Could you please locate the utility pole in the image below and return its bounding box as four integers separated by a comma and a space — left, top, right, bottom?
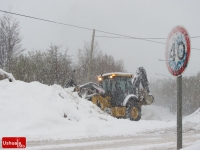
87, 29, 95, 82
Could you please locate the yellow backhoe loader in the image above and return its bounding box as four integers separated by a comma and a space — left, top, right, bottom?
66, 67, 154, 121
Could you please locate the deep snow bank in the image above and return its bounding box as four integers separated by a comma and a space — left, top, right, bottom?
0, 79, 198, 141
0, 79, 114, 140
183, 108, 200, 133
184, 108, 200, 123
182, 142, 200, 150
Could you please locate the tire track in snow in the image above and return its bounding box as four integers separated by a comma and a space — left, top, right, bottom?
26, 132, 200, 150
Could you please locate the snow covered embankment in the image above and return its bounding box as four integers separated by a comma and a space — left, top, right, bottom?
0, 79, 199, 141
0, 79, 114, 140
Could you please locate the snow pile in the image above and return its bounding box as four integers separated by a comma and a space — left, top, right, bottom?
0, 69, 15, 82
183, 108, 200, 133
184, 108, 200, 123
142, 105, 175, 121
182, 142, 200, 150
0, 79, 180, 141
0, 79, 115, 140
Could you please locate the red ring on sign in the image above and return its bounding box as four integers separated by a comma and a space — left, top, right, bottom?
165, 26, 191, 76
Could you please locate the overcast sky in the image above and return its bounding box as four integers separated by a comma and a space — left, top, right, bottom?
0, 0, 200, 80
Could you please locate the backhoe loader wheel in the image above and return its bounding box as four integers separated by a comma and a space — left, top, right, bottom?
126, 99, 141, 121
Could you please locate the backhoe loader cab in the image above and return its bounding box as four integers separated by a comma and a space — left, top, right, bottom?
98, 73, 134, 106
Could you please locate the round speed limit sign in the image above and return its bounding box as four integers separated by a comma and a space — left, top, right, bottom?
165, 26, 191, 76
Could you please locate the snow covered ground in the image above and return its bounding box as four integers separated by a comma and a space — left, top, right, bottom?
0, 79, 199, 149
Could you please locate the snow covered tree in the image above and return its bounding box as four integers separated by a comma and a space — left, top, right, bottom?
150, 73, 200, 115
0, 13, 24, 71
11, 44, 72, 87
74, 42, 125, 84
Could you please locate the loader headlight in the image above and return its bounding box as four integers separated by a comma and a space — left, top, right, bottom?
109, 74, 115, 79
98, 77, 103, 81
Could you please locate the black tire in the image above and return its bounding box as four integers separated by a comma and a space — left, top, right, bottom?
96, 100, 101, 108
126, 98, 141, 121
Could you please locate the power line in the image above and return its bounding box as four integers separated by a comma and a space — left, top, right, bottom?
95, 36, 200, 50
94, 30, 166, 44
96, 36, 200, 50
0, 10, 165, 45
96, 35, 200, 39
0, 9, 199, 48
155, 73, 172, 79
95, 36, 166, 40
191, 48, 200, 50
191, 36, 200, 38
0, 10, 93, 31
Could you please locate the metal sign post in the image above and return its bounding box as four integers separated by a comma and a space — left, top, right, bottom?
177, 75, 182, 149
165, 26, 191, 150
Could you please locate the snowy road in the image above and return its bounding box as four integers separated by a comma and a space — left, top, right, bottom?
26, 132, 200, 150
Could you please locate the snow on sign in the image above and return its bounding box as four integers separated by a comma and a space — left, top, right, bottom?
165, 26, 191, 76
